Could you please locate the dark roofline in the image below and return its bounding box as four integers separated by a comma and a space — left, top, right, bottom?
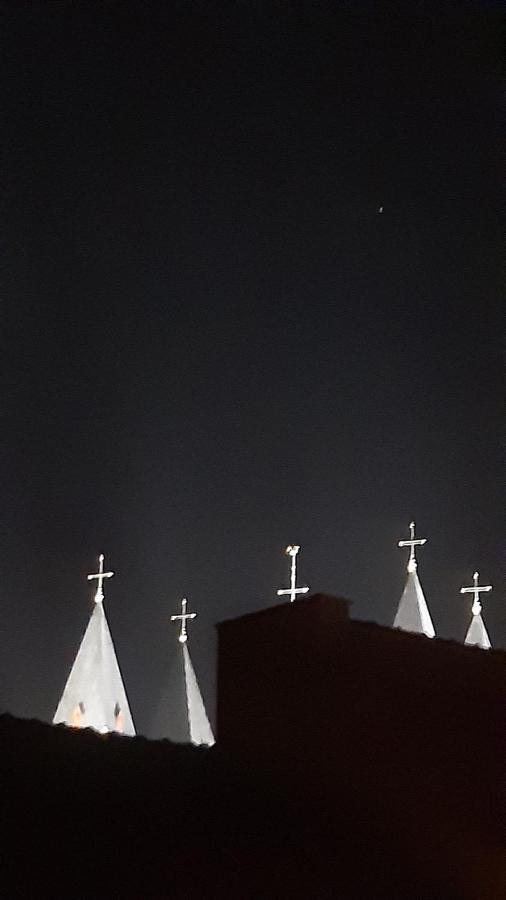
216, 593, 352, 629
351, 616, 506, 659
217, 592, 506, 662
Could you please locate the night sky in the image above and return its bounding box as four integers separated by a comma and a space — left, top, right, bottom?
1, 2, 503, 733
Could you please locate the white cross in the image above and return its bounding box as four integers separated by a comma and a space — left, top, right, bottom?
87, 553, 114, 603
398, 521, 427, 573
460, 571, 492, 617
277, 545, 309, 603
171, 597, 197, 643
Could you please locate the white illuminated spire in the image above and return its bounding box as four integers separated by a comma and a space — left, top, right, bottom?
276, 545, 309, 603
394, 522, 435, 638
461, 572, 492, 649
53, 554, 135, 736
152, 598, 214, 746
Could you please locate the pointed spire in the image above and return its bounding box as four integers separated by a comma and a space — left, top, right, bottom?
276, 545, 309, 603
152, 598, 214, 746
394, 522, 435, 638
53, 554, 135, 736
461, 572, 492, 649
182, 643, 215, 746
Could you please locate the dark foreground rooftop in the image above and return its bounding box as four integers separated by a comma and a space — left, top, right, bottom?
2, 594, 505, 899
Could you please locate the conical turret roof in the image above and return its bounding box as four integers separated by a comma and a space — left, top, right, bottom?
394, 522, 435, 638
461, 572, 493, 650
464, 612, 492, 649
182, 643, 215, 746
393, 568, 436, 638
53, 556, 135, 735
151, 599, 214, 746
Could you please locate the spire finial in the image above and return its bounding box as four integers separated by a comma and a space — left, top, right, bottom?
276, 544, 309, 603
87, 553, 114, 603
460, 571, 492, 617
171, 597, 197, 643
398, 521, 427, 573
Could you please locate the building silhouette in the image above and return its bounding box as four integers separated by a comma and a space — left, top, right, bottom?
3, 593, 504, 898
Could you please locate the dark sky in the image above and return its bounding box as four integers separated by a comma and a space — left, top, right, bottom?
1, 1, 503, 732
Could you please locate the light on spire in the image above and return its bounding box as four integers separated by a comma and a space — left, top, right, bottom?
170, 597, 197, 643
398, 521, 427, 573
277, 544, 309, 603
160, 597, 214, 746
460, 571, 492, 616
87, 553, 114, 603
53, 553, 136, 735
394, 522, 435, 638
461, 572, 493, 650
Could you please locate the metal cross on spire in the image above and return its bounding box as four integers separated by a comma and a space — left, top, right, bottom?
87, 553, 114, 603
277, 544, 309, 603
460, 571, 492, 617
171, 597, 197, 643
398, 521, 427, 573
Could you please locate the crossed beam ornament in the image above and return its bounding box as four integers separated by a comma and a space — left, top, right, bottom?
277, 544, 309, 603
171, 597, 197, 643
87, 553, 114, 603
398, 521, 426, 573
460, 571, 492, 617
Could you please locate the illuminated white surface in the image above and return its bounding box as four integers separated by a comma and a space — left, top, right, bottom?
183, 644, 215, 746
277, 544, 309, 603
394, 523, 435, 638
53, 554, 135, 736
393, 568, 435, 638
461, 572, 492, 649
